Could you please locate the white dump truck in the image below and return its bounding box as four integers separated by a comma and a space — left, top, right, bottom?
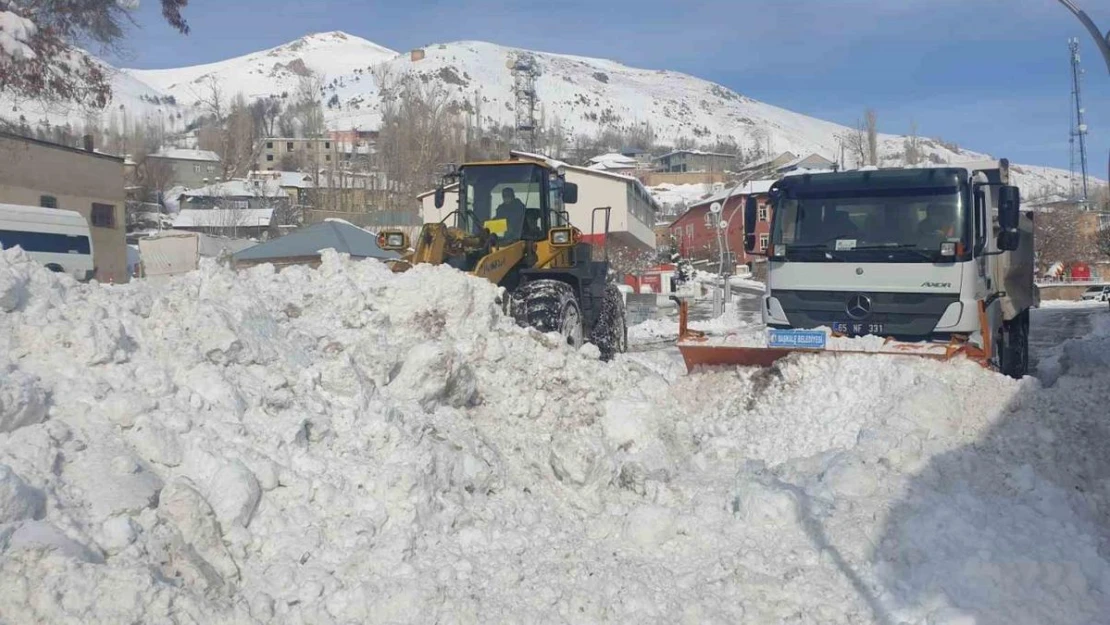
676, 160, 1035, 378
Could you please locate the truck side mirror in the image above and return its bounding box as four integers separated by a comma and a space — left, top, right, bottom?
743, 195, 758, 253
996, 185, 1020, 251
434, 186, 445, 209
562, 182, 578, 204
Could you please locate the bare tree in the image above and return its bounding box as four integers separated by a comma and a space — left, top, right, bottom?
904, 119, 922, 166
1034, 205, 1099, 273
865, 108, 879, 166
0, 0, 188, 108
372, 63, 466, 213
842, 123, 867, 169
196, 89, 262, 180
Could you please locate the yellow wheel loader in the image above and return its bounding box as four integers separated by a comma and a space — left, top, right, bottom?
377, 155, 628, 360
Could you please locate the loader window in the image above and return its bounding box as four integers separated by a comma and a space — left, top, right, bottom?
459, 164, 545, 243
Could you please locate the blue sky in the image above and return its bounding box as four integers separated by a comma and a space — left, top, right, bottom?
111, 0, 1110, 176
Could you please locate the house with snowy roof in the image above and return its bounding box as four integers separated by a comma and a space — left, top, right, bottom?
655, 150, 738, 174
172, 179, 289, 239
145, 148, 223, 188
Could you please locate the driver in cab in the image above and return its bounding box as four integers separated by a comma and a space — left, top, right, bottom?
496, 187, 526, 238
916, 203, 957, 244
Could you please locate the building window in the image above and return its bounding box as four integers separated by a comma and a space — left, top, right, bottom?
40, 195, 57, 208
266, 141, 273, 149
91, 203, 115, 228
758, 206, 769, 222
703, 211, 715, 229
193, 164, 201, 173
266, 154, 274, 162
287, 142, 294, 152
325, 154, 331, 162
686, 224, 693, 238
325, 141, 331, 149
229, 200, 249, 210
759, 233, 769, 250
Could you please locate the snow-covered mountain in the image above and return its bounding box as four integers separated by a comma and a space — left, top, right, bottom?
128, 31, 397, 106
0, 31, 1092, 197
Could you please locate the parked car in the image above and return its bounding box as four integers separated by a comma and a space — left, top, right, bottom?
1079, 285, 1110, 302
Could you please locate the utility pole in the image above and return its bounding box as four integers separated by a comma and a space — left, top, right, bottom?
1056, 1, 1110, 185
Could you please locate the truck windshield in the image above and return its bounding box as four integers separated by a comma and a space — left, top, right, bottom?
459, 164, 545, 243
771, 185, 968, 263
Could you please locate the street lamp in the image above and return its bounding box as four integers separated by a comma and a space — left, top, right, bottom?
1056, 0, 1110, 185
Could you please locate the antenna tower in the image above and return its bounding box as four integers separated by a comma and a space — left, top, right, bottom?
508, 52, 539, 152
1069, 38, 1091, 204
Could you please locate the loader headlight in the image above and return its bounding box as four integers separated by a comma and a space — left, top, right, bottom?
378, 231, 408, 250
549, 228, 575, 247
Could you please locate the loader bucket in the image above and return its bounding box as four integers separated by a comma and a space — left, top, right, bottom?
670, 297, 991, 373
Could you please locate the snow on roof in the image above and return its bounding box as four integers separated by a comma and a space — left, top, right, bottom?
587, 152, 638, 168
172, 208, 275, 228
249, 170, 315, 189
655, 149, 739, 160
181, 179, 288, 199
776, 153, 834, 171
233, 220, 398, 262
738, 151, 798, 171
688, 179, 777, 208
151, 148, 221, 163
508, 150, 570, 171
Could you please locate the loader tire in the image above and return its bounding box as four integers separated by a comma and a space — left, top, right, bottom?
998, 310, 1030, 379
589, 284, 628, 362
510, 280, 584, 349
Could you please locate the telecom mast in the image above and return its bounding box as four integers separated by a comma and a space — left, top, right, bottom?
1068, 38, 1091, 204
508, 52, 539, 152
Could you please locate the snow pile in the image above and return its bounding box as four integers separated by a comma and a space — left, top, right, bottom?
2, 246, 1110, 624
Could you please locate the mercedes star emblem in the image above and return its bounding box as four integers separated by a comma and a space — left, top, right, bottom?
845, 294, 872, 320
855, 267, 864, 276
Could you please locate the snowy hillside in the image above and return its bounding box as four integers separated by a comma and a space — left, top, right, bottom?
2, 246, 1110, 623
129, 31, 397, 110
0, 30, 1092, 196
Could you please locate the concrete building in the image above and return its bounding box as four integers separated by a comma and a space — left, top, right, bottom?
257, 137, 339, 172
0, 131, 129, 282
655, 150, 738, 174
668, 180, 776, 267
146, 148, 222, 188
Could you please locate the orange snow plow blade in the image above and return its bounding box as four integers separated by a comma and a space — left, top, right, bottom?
670, 297, 992, 372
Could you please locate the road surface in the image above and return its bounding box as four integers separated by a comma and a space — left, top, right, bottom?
1029, 303, 1107, 374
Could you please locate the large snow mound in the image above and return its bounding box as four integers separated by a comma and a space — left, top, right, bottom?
2, 246, 1109, 624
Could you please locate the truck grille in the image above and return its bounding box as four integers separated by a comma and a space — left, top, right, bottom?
774, 290, 960, 339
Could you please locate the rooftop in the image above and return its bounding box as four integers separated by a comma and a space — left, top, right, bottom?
181, 179, 288, 199
151, 148, 221, 163
173, 208, 275, 228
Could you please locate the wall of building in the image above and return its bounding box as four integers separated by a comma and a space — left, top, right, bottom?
669, 193, 772, 266
0, 133, 128, 282
148, 156, 220, 189
258, 138, 338, 171
639, 171, 728, 186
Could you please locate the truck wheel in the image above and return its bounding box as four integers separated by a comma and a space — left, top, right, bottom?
998, 311, 1030, 379
510, 280, 584, 348
589, 284, 628, 361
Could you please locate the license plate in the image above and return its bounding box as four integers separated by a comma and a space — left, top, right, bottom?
768, 329, 827, 349
832, 321, 884, 336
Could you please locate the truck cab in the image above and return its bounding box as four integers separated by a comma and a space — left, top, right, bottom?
744, 161, 1034, 377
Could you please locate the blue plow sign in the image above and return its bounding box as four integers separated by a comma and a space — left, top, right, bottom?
767, 329, 828, 349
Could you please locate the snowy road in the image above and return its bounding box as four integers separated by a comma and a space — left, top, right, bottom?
1030, 302, 1108, 374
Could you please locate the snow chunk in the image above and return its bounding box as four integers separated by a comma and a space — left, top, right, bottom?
0, 464, 44, 523
206, 461, 262, 529
0, 366, 48, 434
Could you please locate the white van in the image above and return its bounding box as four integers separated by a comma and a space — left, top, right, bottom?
0, 203, 95, 281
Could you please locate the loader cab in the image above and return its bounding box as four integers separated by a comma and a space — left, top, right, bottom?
447, 161, 576, 246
